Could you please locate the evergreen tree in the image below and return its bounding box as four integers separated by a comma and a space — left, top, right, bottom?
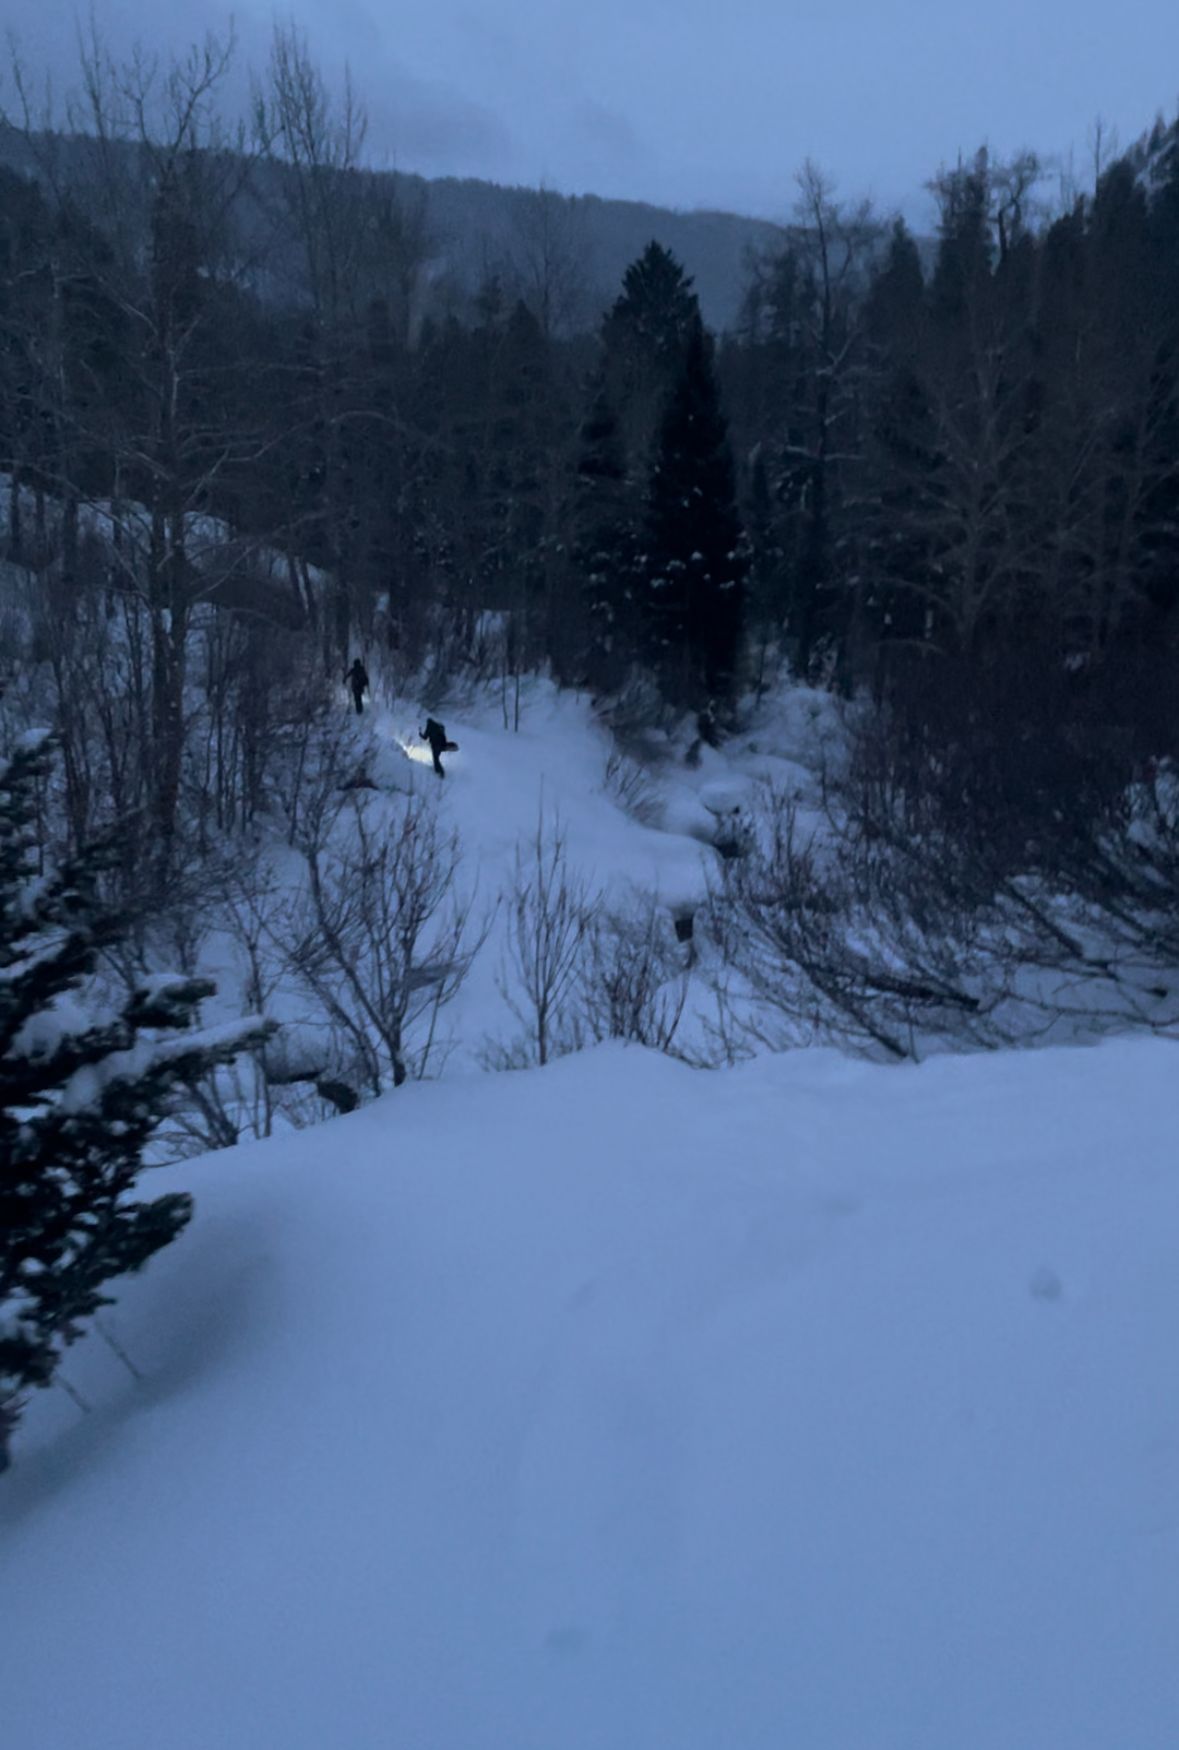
0, 735, 272, 1471
859, 218, 937, 675
602, 241, 700, 375
745, 450, 783, 615
1147, 116, 1179, 281
929, 149, 995, 322
863, 219, 925, 348
573, 376, 636, 688
601, 242, 701, 473
642, 318, 747, 704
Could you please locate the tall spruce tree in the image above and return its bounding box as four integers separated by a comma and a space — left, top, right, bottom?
859, 219, 936, 674
642, 318, 747, 704
566, 245, 704, 688
601, 242, 701, 475
0, 735, 272, 1471
573, 375, 636, 688
929, 149, 995, 322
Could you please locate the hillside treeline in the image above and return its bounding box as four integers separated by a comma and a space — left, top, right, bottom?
0, 31, 1176, 874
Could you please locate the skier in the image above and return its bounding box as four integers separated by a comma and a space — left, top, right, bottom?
420, 717, 452, 778
345, 658, 370, 715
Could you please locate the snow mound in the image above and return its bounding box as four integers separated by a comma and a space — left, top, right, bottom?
4, 1035, 1178, 1749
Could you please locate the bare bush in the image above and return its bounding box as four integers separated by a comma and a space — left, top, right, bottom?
711, 706, 1179, 1064
488, 811, 596, 1068
578, 892, 689, 1053
710, 787, 1012, 1062
602, 746, 660, 826
488, 816, 693, 1068
286, 782, 481, 1096
842, 689, 1179, 1037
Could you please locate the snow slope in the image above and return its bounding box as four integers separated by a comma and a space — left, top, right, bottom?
379, 677, 798, 905
4, 1035, 1177, 1749
349, 676, 838, 1066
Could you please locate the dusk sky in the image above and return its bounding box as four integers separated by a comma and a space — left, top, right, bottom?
5, 0, 1178, 222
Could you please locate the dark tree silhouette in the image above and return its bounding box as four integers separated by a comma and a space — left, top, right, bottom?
0, 736, 272, 1470
642, 318, 746, 704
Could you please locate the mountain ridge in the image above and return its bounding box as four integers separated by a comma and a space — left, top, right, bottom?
0, 121, 786, 331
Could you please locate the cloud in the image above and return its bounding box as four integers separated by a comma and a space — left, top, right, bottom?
450, 8, 520, 68
3, 0, 1176, 223
573, 96, 643, 167
366, 67, 517, 176
243, 1, 521, 179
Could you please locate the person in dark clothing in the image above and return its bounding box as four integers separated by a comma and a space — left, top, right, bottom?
686, 698, 719, 767
346, 658, 369, 715
696, 699, 719, 749
421, 717, 450, 778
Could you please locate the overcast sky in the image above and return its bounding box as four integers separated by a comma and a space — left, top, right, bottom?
6, 1, 1178, 222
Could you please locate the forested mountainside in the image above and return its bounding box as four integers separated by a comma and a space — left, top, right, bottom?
2, 48, 1176, 750
0, 120, 785, 334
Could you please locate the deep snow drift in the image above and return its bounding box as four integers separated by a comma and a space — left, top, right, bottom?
4, 1035, 1178, 1749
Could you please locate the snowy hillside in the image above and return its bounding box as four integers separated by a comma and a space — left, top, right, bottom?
185, 673, 842, 1088
4, 1034, 1178, 1749
4, 43, 1179, 1746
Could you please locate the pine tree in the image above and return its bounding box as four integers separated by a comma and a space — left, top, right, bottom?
744, 450, 787, 676
573, 376, 637, 688
601, 242, 702, 475
859, 219, 936, 673
0, 735, 272, 1471
929, 149, 995, 322
864, 219, 925, 348
576, 244, 704, 689
642, 318, 747, 704
602, 241, 700, 375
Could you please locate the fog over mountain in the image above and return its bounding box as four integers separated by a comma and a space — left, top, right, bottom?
0, 119, 786, 332
5, 0, 1177, 223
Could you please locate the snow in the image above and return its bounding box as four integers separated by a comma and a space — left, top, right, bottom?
54, 1017, 268, 1114
10, 992, 93, 1060
0, 472, 333, 602
365, 683, 730, 1053
4, 1035, 1178, 1749
13, 725, 54, 754
5, 661, 1178, 1741
339, 677, 843, 1065
387, 684, 716, 904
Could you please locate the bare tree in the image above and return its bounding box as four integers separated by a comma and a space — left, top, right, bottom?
740, 163, 880, 675
491, 810, 596, 1067
262, 23, 370, 318
510, 183, 594, 342
4, 26, 285, 881
1088, 116, 1121, 192
260, 23, 433, 656
286, 781, 481, 1094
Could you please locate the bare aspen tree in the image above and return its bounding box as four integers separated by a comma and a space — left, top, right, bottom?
493, 810, 596, 1066
262, 24, 432, 658
6, 27, 281, 880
